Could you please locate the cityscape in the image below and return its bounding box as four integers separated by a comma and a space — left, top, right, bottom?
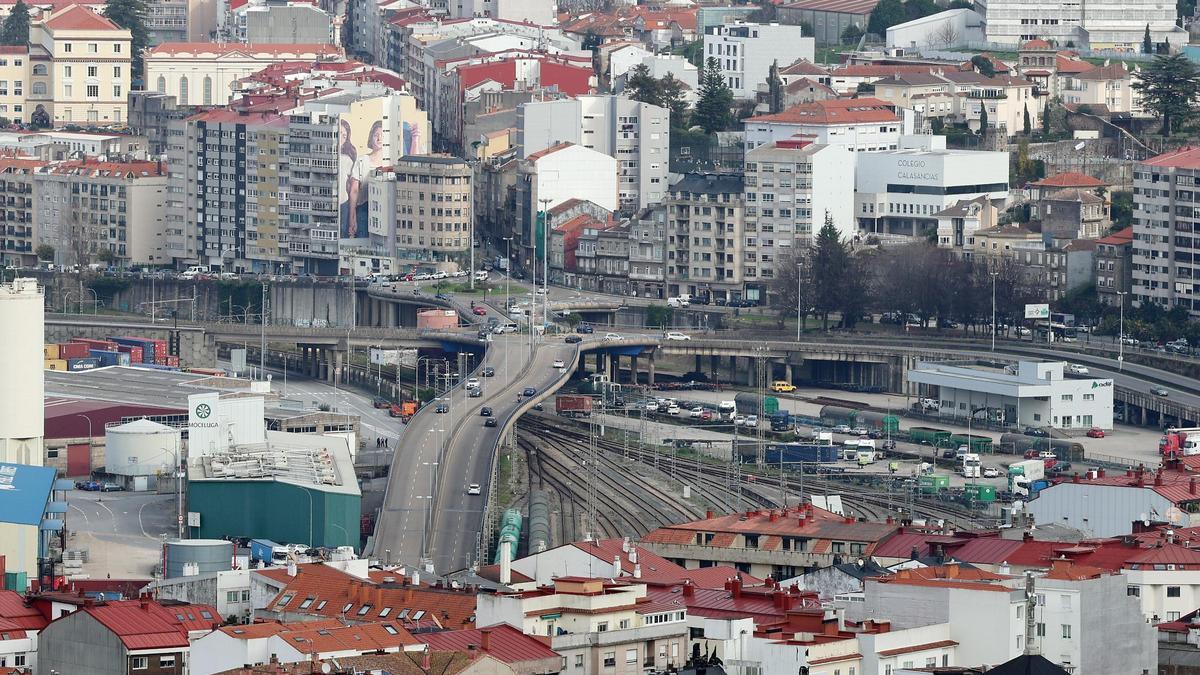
0, 0, 1198, 672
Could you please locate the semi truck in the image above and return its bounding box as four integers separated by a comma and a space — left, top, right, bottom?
960, 453, 982, 479
1008, 459, 1046, 497
555, 395, 594, 418
1160, 427, 1200, 458
249, 538, 289, 565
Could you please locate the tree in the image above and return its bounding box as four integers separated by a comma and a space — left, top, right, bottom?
970, 54, 996, 77
692, 57, 735, 134
103, 0, 149, 80
1, 0, 30, 47
1143, 24, 1153, 55
810, 213, 861, 329
658, 74, 688, 129
766, 60, 784, 114
96, 249, 116, 265
867, 0, 906, 36
645, 304, 674, 329
978, 104, 989, 134
1042, 99, 1052, 134
1023, 103, 1032, 135
1133, 53, 1200, 136
840, 23, 864, 44
35, 243, 53, 261
624, 64, 660, 105
582, 29, 602, 51
770, 250, 815, 330
933, 20, 961, 48
1111, 190, 1133, 228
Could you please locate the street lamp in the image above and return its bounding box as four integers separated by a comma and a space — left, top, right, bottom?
990, 271, 999, 352
1116, 291, 1127, 371
420, 461, 438, 560
796, 260, 804, 342
74, 414, 93, 465
539, 197, 551, 345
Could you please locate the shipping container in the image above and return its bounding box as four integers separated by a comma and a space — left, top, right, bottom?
963, 484, 997, 503
556, 395, 593, 417
116, 344, 144, 363
858, 410, 901, 434
764, 443, 839, 464
44, 359, 67, 371
43, 344, 59, 359
249, 538, 283, 564
67, 357, 100, 371
908, 426, 953, 446
736, 392, 779, 416
71, 338, 119, 351
90, 350, 131, 367
918, 474, 951, 493
165, 355, 180, 367
820, 405, 860, 426
57, 342, 90, 359
130, 362, 179, 371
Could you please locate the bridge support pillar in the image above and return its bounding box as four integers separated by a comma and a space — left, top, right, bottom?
746, 357, 756, 387
595, 352, 604, 373
784, 363, 793, 383
695, 355, 702, 373
710, 355, 719, 380
648, 353, 655, 386
608, 354, 617, 382
334, 350, 344, 385
630, 355, 639, 385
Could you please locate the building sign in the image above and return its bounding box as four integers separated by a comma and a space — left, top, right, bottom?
1024, 303, 1050, 319
187, 512, 201, 528
1091, 381, 1112, 388
895, 158, 941, 182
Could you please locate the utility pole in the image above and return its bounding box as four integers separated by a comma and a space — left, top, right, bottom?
260, 282, 268, 379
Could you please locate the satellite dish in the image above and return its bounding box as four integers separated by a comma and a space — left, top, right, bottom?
321, 664, 331, 674
1074, 141, 1086, 150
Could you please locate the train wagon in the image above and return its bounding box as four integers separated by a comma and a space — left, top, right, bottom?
998, 434, 1085, 462
736, 392, 779, 416
556, 395, 594, 418
950, 434, 994, 453
908, 426, 952, 447
764, 443, 839, 464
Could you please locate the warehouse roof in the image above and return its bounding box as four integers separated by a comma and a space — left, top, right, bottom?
0, 463, 56, 526
45, 599, 219, 650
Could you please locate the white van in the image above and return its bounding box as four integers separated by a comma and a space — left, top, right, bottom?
180, 265, 210, 279
474, 270, 489, 281
667, 296, 690, 308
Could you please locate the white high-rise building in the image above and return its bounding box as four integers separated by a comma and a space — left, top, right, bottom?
518, 95, 669, 212
0, 278, 43, 466
981, 0, 1185, 50
703, 22, 814, 99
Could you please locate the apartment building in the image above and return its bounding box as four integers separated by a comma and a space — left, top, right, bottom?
664, 172, 748, 304
476, 577, 689, 675
518, 95, 668, 212
934, 196, 999, 257
982, 0, 1184, 49
230, 1, 335, 44
145, 42, 344, 107
0, 158, 40, 268
745, 138, 854, 256
28, 5, 132, 125
36, 159, 168, 266
872, 70, 1040, 135
1094, 225, 1133, 307
367, 154, 472, 265
1062, 62, 1141, 115
628, 205, 666, 299
1132, 147, 1200, 317
743, 97, 904, 153
165, 109, 290, 273
702, 22, 814, 99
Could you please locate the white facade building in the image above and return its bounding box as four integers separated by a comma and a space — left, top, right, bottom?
981, 0, 1185, 49
907, 360, 1115, 430
743, 97, 907, 153
745, 138, 855, 247
1025, 469, 1200, 537
703, 22, 814, 99
518, 95, 668, 211
528, 143, 619, 214
854, 135, 1009, 239
886, 8, 984, 49
144, 42, 344, 107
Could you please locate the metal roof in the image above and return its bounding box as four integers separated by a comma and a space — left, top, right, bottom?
0, 463, 56, 526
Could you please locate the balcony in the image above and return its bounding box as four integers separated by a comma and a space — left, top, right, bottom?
550, 621, 687, 651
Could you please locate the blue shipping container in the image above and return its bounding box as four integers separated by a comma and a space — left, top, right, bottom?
67, 357, 100, 372
249, 538, 281, 564
109, 337, 156, 363
765, 443, 839, 464
90, 349, 131, 367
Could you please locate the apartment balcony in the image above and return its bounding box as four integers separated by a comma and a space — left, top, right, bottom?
551, 622, 687, 652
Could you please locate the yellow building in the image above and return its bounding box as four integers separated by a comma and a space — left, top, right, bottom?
28, 5, 132, 125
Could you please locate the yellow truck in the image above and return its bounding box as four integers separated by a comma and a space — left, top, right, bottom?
770, 381, 796, 393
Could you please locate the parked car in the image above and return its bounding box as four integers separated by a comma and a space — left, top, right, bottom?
372, 397, 390, 409
565, 335, 582, 344
100, 482, 124, 492
577, 323, 594, 334
1023, 427, 1049, 437
75, 480, 100, 491
1086, 427, 1105, 438
832, 424, 852, 434
473, 306, 487, 316
689, 407, 705, 418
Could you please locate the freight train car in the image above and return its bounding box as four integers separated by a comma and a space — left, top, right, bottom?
998, 434, 1085, 462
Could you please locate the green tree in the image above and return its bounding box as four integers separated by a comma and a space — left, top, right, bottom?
970, 54, 996, 77
693, 57, 735, 134
678, 40, 704, 68
770, 250, 814, 330
1111, 190, 1133, 228
624, 64, 660, 105
1042, 99, 1052, 134
810, 213, 856, 329
582, 29, 602, 51
867, 0, 906, 35
766, 60, 784, 114
1, 0, 30, 47
645, 304, 674, 329
103, 0, 149, 80
564, 312, 582, 329
1023, 103, 1032, 135
35, 243, 53, 261
659, 74, 688, 129
978, 104, 988, 134
840, 23, 864, 44
1133, 53, 1200, 136
96, 249, 116, 265
1143, 24, 1153, 54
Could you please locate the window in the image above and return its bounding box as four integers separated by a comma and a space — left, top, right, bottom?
1061, 624, 1072, 638
63, 65, 71, 78
625, 649, 638, 664
225, 591, 239, 603
64, 43, 72, 53
603, 652, 616, 668
203, 76, 213, 105
1128, 586, 1141, 597
114, 43, 121, 52
379, 607, 392, 617
113, 66, 121, 78
32, 64, 45, 76
87, 65, 97, 77
341, 603, 353, 613
597, 622, 608, 632
86, 84, 98, 98
159, 655, 176, 668
575, 655, 584, 668
1168, 586, 1181, 597
131, 657, 148, 670
88, 43, 97, 53
180, 76, 188, 102
156, 75, 165, 92
1036, 623, 1046, 637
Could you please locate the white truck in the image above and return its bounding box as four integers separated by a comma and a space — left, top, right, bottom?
1009, 459, 1046, 497
667, 296, 691, 308
960, 453, 982, 479
718, 400, 737, 420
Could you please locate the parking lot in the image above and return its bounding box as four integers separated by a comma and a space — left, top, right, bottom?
67, 489, 176, 579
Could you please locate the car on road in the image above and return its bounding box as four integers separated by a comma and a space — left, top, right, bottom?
604, 332, 624, 341
942, 448, 958, 459
75, 480, 100, 491
1086, 427, 1105, 438
480, 406, 493, 417
689, 407, 705, 418
700, 409, 715, 421
434, 293, 449, 301
482, 367, 495, 377
484, 418, 497, 427
666, 404, 681, 415
664, 331, 691, 341
522, 387, 536, 397
100, 482, 124, 492
1067, 364, 1089, 375
810, 427, 829, 439
1152, 386, 1170, 397
468, 388, 482, 398
372, 396, 390, 409
983, 467, 1002, 478
1120, 335, 1138, 346
552, 359, 565, 368
473, 306, 487, 316
732, 414, 746, 426
535, 287, 547, 295
452, 270, 468, 278
431, 271, 448, 280
740, 414, 758, 428
850, 426, 869, 437
565, 335, 582, 344
1017, 327, 1032, 336
435, 404, 449, 413
1023, 427, 1049, 437
645, 401, 659, 412
465, 378, 480, 389
770, 381, 796, 393
831, 424, 852, 434
467, 483, 482, 495
577, 323, 594, 334
413, 273, 431, 281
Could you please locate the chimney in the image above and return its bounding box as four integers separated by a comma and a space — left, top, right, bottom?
480, 629, 492, 652
613, 555, 622, 577
629, 547, 638, 565
729, 578, 742, 599
1155, 472, 1165, 487
945, 562, 960, 578
468, 644, 479, 660
622, 537, 631, 553
1023, 531, 1033, 542
705, 510, 714, 519
1098, 468, 1106, 478
139, 598, 150, 610
1072, 474, 1080, 483
633, 564, 642, 579
769, 511, 778, 522
422, 646, 431, 670
412, 571, 420, 586
499, 535, 513, 586
682, 581, 695, 597
287, 561, 297, 577
1168, 529, 1176, 545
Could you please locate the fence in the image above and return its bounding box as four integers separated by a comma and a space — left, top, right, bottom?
921, 44, 1159, 62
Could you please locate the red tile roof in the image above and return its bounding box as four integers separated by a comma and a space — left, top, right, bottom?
1042, 559, 1106, 580
40, 159, 164, 179
1020, 39, 1052, 49
0, 590, 48, 637
418, 625, 559, 664
643, 505, 895, 544
877, 639, 958, 656
44, 4, 121, 31
526, 142, 575, 161
0, 46, 26, 54
643, 581, 821, 625
275, 621, 419, 654
50, 599, 219, 650
1055, 54, 1095, 74
147, 42, 342, 58
1125, 543, 1200, 567
1095, 226, 1133, 246
1144, 146, 1200, 171
217, 619, 342, 639
746, 97, 899, 125
1032, 171, 1106, 188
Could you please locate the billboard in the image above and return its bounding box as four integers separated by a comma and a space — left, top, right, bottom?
338, 94, 428, 240
1024, 303, 1050, 319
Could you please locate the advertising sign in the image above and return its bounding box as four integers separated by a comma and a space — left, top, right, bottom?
1024, 303, 1050, 319
338, 95, 428, 240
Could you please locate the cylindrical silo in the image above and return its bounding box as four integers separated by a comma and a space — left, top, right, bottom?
0, 278, 43, 466
164, 539, 233, 579
105, 418, 182, 479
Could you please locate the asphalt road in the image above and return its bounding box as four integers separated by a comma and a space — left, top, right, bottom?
68, 490, 176, 578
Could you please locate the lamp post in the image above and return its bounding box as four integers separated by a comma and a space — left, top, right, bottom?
1116, 291, 1127, 371
539, 197, 551, 345
796, 260, 804, 342
420, 461, 438, 560
503, 236, 513, 380
990, 271, 999, 352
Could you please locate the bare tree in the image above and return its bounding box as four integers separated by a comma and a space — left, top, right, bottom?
932, 20, 961, 48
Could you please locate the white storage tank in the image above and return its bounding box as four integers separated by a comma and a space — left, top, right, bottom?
0, 278, 43, 465
105, 418, 182, 481
164, 539, 233, 579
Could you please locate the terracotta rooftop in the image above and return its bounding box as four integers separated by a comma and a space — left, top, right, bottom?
45, 599, 219, 650
779, 0, 878, 14
526, 142, 575, 161
44, 4, 122, 32
1020, 38, 1052, 49
0, 590, 48, 637
417, 625, 559, 664
1032, 171, 1106, 188
217, 619, 342, 639
1095, 225, 1133, 246
274, 620, 419, 654
745, 97, 899, 125
1144, 146, 1200, 171
780, 58, 829, 77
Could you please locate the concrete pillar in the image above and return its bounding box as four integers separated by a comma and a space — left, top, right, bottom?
785, 363, 793, 383
648, 353, 656, 386
608, 354, 618, 382
695, 355, 702, 373
728, 355, 737, 383
746, 357, 756, 387
630, 355, 639, 385
595, 352, 604, 373
334, 350, 344, 385
710, 354, 719, 379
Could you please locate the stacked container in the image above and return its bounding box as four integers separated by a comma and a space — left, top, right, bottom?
116, 344, 143, 363
109, 336, 156, 364
57, 342, 90, 360
67, 357, 99, 371
90, 350, 131, 367
71, 338, 119, 352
